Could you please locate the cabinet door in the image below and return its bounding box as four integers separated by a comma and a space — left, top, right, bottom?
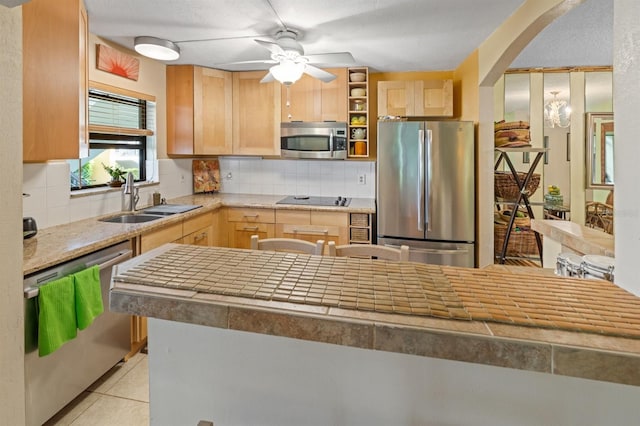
319, 68, 348, 122
414, 79, 453, 117
281, 68, 347, 122
139, 222, 183, 253
275, 210, 348, 254
23, 0, 89, 161
229, 223, 275, 249
196, 67, 233, 155
167, 65, 233, 155
377, 81, 415, 117
182, 226, 214, 246
166, 65, 196, 155
281, 74, 319, 122
232, 71, 281, 156
211, 208, 228, 247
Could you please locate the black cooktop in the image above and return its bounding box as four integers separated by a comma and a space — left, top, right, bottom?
276, 195, 351, 207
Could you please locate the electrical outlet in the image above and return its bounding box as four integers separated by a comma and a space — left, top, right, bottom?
358, 174, 366, 185
226, 172, 233, 180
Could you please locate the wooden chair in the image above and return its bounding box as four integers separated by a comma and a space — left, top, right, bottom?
585, 190, 614, 234
250, 235, 325, 255
327, 241, 410, 261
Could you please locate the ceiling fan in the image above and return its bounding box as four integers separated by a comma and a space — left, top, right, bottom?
226, 29, 355, 86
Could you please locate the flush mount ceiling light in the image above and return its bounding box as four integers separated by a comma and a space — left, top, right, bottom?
544, 91, 571, 128
134, 36, 180, 61
269, 60, 306, 86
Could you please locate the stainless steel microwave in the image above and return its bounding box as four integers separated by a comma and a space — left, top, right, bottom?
280, 122, 347, 159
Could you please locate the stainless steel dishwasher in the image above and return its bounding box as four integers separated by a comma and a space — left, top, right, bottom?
23, 241, 132, 426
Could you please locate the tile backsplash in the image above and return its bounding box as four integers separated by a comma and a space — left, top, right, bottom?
23, 158, 376, 229
217, 158, 375, 198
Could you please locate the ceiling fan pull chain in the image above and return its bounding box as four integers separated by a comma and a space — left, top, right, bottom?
286, 85, 292, 119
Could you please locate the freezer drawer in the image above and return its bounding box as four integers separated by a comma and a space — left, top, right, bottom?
378, 237, 475, 268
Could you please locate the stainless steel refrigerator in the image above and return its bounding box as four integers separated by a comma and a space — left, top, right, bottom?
377, 120, 475, 267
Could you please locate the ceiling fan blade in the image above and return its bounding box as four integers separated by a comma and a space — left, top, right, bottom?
220, 59, 277, 65
260, 71, 275, 84
304, 65, 336, 83
255, 39, 285, 56
304, 52, 355, 65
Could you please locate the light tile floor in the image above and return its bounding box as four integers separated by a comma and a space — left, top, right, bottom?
44, 352, 149, 426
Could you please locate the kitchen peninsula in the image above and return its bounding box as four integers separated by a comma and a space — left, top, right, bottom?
110, 244, 640, 425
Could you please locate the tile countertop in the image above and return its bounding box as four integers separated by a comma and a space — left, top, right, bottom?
109, 244, 640, 387
531, 219, 614, 257
23, 193, 375, 276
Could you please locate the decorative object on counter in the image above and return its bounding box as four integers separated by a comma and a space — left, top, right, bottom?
494, 120, 531, 147
96, 44, 140, 81
193, 159, 220, 193
102, 163, 127, 187
23, 216, 37, 239
544, 184, 564, 206
153, 191, 162, 206
556, 252, 584, 278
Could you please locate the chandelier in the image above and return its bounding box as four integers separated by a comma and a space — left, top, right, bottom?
544, 91, 571, 128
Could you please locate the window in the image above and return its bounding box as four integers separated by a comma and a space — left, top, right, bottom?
69, 83, 156, 190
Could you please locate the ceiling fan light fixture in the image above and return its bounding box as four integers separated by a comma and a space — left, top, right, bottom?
270, 60, 305, 86
134, 36, 180, 61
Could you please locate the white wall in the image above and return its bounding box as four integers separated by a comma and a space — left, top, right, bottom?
613, 0, 640, 295
0, 4, 25, 425
149, 319, 640, 426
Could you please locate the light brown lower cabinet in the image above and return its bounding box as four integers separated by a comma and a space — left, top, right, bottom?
181, 211, 214, 246
275, 210, 349, 254
227, 208, 276, 249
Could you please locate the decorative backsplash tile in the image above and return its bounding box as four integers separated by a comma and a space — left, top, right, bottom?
217, 158, 375, 198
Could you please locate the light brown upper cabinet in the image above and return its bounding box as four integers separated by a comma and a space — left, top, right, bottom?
378, 79, 453, 117
166, 65, 233, 156
281, 68, 348, 122
232, 71, 282, 156
23, 0, 89, 162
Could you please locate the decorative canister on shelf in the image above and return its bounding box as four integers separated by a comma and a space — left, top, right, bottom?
354, 141, 367, 156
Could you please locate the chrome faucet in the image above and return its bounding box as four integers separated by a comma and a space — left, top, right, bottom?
122, 172, 139, 212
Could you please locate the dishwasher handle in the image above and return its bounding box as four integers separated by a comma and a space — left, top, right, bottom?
23, 249, 132, 299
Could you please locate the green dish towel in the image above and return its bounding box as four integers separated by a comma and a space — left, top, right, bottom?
38, 275, 77, 357
74, 265, 104, 330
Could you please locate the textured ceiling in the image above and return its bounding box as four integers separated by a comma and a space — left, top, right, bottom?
83, 0, 612, 73
83, 0, 528, 72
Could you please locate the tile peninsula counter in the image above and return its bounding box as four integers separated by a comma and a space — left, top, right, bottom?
110, 244, 640, 425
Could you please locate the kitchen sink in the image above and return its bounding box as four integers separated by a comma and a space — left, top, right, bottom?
141, 204, 202, 215
99, 213, 164, 224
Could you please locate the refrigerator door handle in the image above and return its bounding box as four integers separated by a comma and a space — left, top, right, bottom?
426, 129, 433, 232
383, 244, 469, 255
418, 129, 425, 232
